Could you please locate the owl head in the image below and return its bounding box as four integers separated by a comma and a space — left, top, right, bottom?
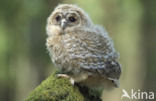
47, 4, 93, 34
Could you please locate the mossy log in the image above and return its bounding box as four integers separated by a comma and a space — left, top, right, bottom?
25, 73, 102, 101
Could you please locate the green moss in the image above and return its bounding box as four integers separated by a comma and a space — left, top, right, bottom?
25, 73, 85, 101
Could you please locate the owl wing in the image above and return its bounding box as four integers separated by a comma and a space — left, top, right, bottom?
72, 27, 121, 82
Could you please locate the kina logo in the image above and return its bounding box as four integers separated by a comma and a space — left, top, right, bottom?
121, 89, 155, 100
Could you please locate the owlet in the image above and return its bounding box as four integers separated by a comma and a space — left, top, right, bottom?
46, 4, 121, 89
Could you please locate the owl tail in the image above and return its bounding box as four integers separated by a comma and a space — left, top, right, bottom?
108, 78, 120, 88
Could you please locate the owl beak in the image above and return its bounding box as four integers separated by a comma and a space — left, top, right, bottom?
61, 19, 67, 30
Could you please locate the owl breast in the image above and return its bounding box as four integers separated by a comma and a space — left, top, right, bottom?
47, 28, 118, 75
47, 39, 65, 68
47, 30, 92, 74
46, 32, 81, 73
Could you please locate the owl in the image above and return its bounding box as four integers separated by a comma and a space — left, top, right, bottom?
46, 4, 121, 89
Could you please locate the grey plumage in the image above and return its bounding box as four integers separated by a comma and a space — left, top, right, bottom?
46, 4, 121, 89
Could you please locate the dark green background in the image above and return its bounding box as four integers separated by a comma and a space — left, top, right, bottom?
0, 0, 155, 101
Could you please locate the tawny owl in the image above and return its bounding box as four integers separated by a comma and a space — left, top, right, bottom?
46, 4, 121, 89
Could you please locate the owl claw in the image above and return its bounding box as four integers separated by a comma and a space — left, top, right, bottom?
57, 74, 69, 78
56, 74, 75, 85
70, 78, 75, 85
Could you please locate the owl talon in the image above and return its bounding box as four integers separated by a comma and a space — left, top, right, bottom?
56, 74, 70, 78
70, 78, 75, 86
56, 74, 75, 85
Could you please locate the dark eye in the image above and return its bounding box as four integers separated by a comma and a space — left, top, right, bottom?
56, 15, 61, 22
69, 16, 76, 22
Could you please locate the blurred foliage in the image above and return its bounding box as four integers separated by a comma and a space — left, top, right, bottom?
0, 0, 155, 101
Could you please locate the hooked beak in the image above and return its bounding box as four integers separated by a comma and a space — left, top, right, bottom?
61, 19, 67, 30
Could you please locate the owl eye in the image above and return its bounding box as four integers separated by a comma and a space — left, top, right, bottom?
69, 16, 76, 22
56, 15, 61, 22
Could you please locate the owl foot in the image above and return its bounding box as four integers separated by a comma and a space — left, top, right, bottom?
56, 74, 75, 85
